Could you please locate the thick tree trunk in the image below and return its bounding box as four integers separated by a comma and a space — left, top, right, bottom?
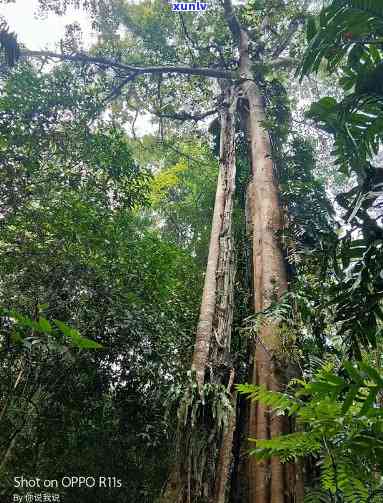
237, 25, 304, 503
162, 85, 238, 503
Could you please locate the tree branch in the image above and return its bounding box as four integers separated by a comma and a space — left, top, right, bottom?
271, 16, 306, 59
178, 14, 198, 66
154, 108, 218, 122
269, 56, 299, 69
22, 50, 236, 80
222, 0, 242, 42
178, 12, 232, 69
104, 75, 138, 102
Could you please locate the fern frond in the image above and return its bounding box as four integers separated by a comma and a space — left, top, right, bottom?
321, 455, 337, 494
236, 383, 300, 415
304, 488, 333, 503
249, 431, 321, 462
337, 459, 369, 503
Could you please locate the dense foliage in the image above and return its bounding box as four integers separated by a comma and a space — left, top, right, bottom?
0, 60, 204, 502
0, 0, 382, 502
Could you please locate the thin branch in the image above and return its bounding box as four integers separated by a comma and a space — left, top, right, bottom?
178, 14, 197, 66
222, 0, 242, 41
158, 139, 213, 168
271, 16, 305, 59
178, 13, 231, 70
104, 74, 138, 103
269, 56, 299, 69
131, 109, 138, 141
127, 83, 218, 124
154, 108, 218, 122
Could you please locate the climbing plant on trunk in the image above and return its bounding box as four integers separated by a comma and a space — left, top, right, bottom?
162, 82, 238, 503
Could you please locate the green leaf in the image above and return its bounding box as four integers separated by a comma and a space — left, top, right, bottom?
53, 320, 102, 349
358, 362, 383, 386
306, 16, 318, 42
36, 318, 52, 333
342, 384, 360, 413
359, 386, 379, 416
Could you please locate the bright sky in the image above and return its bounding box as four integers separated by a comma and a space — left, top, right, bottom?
0, 0, 95, 50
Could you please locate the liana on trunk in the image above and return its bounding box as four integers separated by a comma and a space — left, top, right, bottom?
161, 84, 238, 503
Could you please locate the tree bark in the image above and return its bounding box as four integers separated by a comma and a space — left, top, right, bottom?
235, 16, 304, 503
191, 84, 237, 390
191, 161, 225, 389
162, 85, 238, 503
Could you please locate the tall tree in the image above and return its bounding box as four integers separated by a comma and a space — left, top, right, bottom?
1, 1, 318, 501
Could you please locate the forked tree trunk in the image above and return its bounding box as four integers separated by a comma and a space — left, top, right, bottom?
162, 85, 238, 503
